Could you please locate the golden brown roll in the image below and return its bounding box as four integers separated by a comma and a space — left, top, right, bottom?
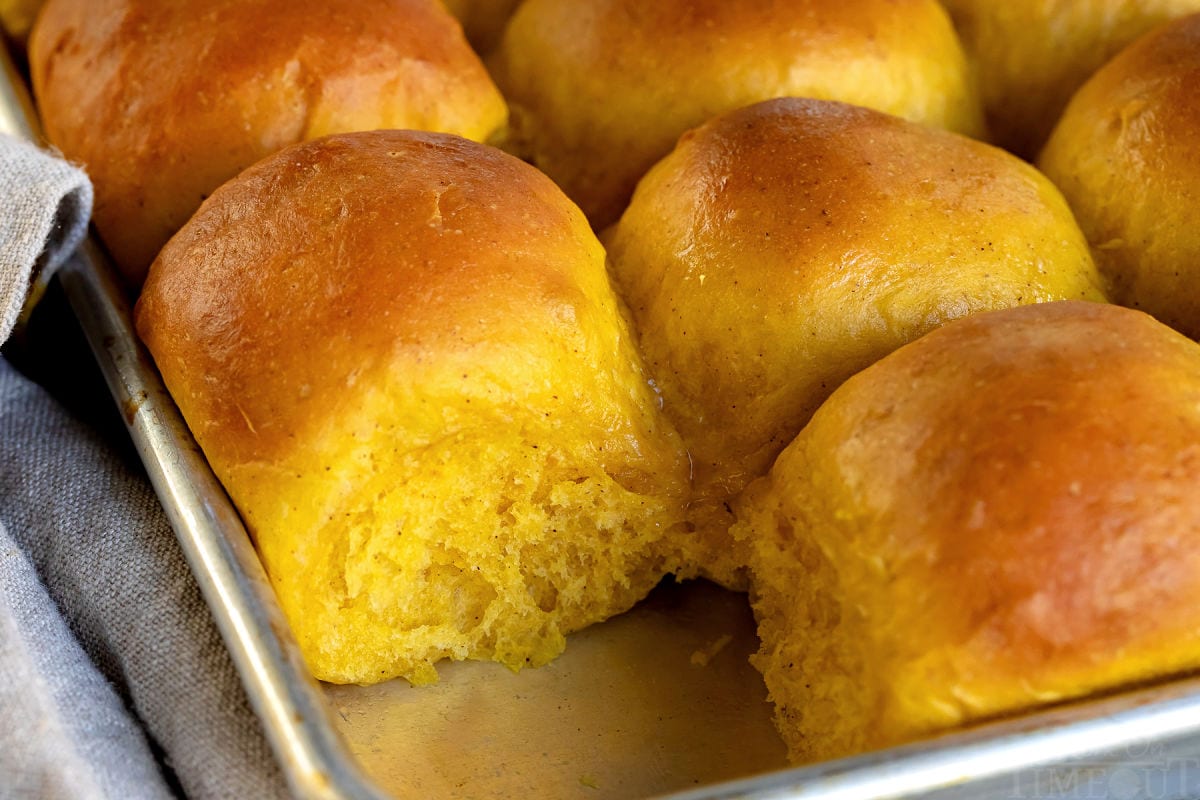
440, 0, 521, 54
136, 130, 690, 685
738, 301, 1200, 763
490, 0, 985, 228
30, 0, 508, 286
1039, 14, 1200, 340
606, 98, 1106, 587
940, 0, 1200, 158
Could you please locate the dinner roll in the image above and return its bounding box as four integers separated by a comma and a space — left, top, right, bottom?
30, 0, 508, 286
940, 0, 1200, 158
136, 130, 690, 685
739, 301, 1200, 763
606, 98, 1105, 588
440, 0, 521, 54
491, 0, 985, 228
1039, 14, 1200, 339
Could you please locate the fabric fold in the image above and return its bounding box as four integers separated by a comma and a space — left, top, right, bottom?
0, 133, 92, 342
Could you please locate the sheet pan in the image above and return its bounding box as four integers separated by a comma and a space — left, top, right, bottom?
6, 37, 1200, 800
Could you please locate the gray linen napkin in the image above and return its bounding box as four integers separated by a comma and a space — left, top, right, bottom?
0, 134, 288, 799
0, 132, 90, 343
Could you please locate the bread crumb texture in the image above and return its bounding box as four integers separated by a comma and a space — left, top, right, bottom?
737, 302, 1200, 762
136, 130, 689, 684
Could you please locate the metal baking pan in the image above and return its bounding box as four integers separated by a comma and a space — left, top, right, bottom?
7, 37, 1200, 800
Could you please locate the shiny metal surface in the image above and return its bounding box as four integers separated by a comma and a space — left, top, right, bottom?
0, 44, 35, 140
55, 240, 390, 800
667, 673, 1200, 800
326, 580, 786, 799
8, 30, 1200, 800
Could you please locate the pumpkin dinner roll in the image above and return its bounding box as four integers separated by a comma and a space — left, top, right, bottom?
1039, 14, 1200, 340
738, 301, 1200, 763
606, 98, 1105, 588
490, 0, 985, 228
135, 130, 690, 685
939, 0, 1200, 158
30, 0, 508, 286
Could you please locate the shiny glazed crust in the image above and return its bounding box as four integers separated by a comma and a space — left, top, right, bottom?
1039, 13, 1200, 339
30, 0, 508, 285
940, 0, 1200, 157
740, 301, 1200, 762
136, 130, 689, 684
491, 0, 985, 228
607, 98, 1105, 588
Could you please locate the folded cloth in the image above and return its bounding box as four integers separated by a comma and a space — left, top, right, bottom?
0, 135, 288, 798
0, 521, 172, 800
0, 133, 90, 343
